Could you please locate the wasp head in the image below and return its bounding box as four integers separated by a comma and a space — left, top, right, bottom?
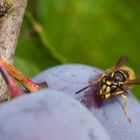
100, 70, 127, 100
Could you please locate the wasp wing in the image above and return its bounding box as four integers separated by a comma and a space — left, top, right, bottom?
125, 79, 140, 85
115, 56, 128, 68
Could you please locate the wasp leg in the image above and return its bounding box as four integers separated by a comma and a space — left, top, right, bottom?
121, 94, 131, 123
113, 91, 124, 95
111, 91, 131, 122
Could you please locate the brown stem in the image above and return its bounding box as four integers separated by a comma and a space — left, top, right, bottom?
0, 61, 24, 99
0, 57, 44, 92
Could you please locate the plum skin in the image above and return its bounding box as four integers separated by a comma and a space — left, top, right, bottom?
0, 89, 110, 140
33, 64, 140, 140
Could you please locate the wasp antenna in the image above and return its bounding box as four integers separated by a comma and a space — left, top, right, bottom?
75, 85, 91, 94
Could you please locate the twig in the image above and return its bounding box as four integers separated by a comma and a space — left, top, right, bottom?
26, 11, 67, 64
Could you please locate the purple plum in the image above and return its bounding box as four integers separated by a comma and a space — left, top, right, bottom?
33, 64, 140, 140
0, 89, 110, 140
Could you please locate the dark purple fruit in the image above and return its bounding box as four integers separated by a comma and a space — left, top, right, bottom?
0, 89, 110, 140
33, 64, 140, 140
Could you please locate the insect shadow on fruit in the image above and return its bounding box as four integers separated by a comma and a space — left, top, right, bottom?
0, 57, 48, 93
75, 56, 140, 123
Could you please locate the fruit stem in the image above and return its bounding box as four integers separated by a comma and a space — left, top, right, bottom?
0, 61, 24, 98
0, 57, 44, 92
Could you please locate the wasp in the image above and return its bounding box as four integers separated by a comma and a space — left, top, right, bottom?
75, 56, 140, 122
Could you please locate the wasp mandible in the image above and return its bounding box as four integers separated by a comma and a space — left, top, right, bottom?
75, 56, 140, 122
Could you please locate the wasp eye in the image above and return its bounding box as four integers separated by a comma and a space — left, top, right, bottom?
114, 71, 126, 82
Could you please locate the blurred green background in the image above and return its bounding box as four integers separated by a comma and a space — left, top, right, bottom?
14, 0, 140, 100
